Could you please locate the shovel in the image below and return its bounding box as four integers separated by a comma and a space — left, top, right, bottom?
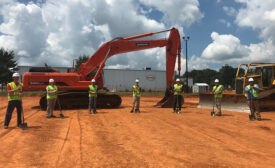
57, 97, 65, 119
175, 90, 181, 114
248, 91, 255, 121
211, 95, 216, 117
20, 101, 28, 130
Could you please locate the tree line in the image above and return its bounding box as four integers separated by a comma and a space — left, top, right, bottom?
182, 65, 240, 89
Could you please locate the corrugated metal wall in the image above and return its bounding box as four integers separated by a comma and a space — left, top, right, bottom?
103, 69, 166, 91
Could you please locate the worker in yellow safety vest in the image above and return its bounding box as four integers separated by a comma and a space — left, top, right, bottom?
46, 79, 58, 118
173, 78, 184, 113
131, 79, 141, 113
4, 73, 23, 129
245, 77, 261, 121
88, 79, 98, 114
212, 79, 223, 116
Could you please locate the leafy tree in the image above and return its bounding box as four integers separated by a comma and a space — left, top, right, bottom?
74, 55, 89, 72
219, 64, 237, 89
74, 55, 98, 78
186, 68, 219, 88
186, 65, 238, 89
0, 48, 17, 87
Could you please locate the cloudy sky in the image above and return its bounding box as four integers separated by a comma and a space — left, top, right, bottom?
0, 0, 274, 72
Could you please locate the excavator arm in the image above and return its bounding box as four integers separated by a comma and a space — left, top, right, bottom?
78, 28, 181, 88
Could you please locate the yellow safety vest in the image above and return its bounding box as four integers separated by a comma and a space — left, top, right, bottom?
89, 85, 98, 97
174, 84, 183, 96
46, 85, 58, 99
133, 85, 141, 97
245, 84, 259, 98
7, 82, 23, 101
213, 85, 223, 98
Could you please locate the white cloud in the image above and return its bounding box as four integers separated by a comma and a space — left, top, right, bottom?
219, 19, 231, 27
202, 32, 249, 62
235, 0, 275, 44
223, 6, 237, 16
0, 0, 202, 70
139, 0, 204, 27
198, 0, 275, 69
201, 32, 275, 65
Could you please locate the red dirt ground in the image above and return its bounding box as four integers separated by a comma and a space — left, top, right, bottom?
0, 95, 275, 168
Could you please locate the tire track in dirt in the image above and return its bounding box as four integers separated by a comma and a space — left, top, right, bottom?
77, 110, 83, 168
55, 117, 72, 167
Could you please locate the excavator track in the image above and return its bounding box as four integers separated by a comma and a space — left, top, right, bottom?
39, 91, 122, 110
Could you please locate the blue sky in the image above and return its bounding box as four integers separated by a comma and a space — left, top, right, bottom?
0, 0, 274, 71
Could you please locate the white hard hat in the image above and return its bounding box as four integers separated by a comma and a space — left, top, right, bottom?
135, 79, 139, 82
49, 78, 54, 83
176, 78, 180, 82
248, 78, 254, 82
12, 73, 20, 77
91, 79, 96, 82
215, 79, 219, 83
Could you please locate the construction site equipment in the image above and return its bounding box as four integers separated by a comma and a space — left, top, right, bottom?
211, 97, 215, 116
22, 28, 181, 109
20, 101, 28, 130
198, 63, 275, 112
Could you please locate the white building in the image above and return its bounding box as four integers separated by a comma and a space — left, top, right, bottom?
192, 83, 209, 93
103, 69, 166, 91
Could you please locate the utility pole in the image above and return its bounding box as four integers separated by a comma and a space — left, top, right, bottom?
183, 36, 190, 93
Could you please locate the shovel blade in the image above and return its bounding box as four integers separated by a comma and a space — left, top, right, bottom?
21, 123, 28, 130
249, 115, 255, 121
211, 111, 216, 116
60, 114, 65, 119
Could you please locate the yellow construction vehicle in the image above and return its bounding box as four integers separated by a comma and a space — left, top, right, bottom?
198, 63, 275, 112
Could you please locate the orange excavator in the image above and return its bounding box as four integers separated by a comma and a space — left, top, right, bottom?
22, 28, 181, 110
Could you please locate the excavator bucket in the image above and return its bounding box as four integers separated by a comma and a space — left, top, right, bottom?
154, 89, 183, 108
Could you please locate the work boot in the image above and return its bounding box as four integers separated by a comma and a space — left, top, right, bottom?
216, 113, 222, 116
51, 115, 56, 118
46, 116, 51, 119
17, 123, 22, 127
257, 116, 262, 121
130, 110, 134, 113
4, 125, 8, 129
93, 110, 97, 114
